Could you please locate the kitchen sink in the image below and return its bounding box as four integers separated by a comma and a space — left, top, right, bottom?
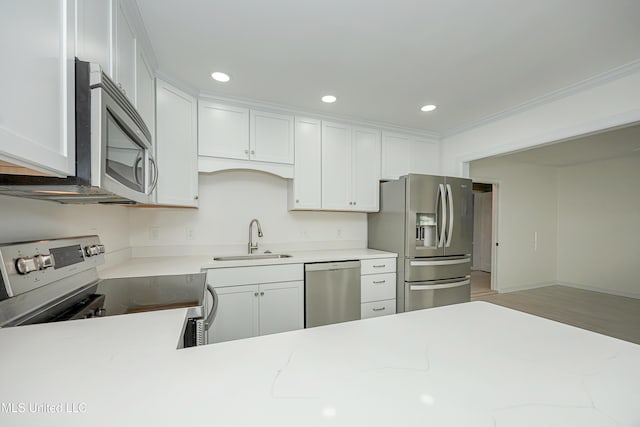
213, 254, 292, 261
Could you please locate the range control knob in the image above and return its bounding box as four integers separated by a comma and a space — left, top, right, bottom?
15, 257, 38, 275
34, 254, 54, 270
15, 254, 55, 274
84, 244, 105, 257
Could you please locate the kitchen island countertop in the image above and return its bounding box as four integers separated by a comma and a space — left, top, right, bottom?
0, 301, 638, 426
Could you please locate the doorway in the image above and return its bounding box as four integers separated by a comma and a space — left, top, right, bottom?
471, 182, 498, 298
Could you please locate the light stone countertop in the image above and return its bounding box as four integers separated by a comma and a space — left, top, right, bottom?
98, 248, 397, 279
0, 301, 638, 426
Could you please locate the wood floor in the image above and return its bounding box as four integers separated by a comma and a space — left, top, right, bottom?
470, 270, 497, 298
475, 285, 640, 345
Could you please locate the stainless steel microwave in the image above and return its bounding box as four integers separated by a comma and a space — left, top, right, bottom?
0, 60, 157, 204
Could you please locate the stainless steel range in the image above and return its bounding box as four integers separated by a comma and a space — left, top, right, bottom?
0, 236, 217, 347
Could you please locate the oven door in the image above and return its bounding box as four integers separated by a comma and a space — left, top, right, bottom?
404, 276, 470, 312
91, 85, 157, 204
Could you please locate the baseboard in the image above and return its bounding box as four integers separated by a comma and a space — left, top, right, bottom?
556, 281, 640, 299
497, 281, 556, 294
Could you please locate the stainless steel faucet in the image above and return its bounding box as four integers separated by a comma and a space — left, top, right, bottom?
248, 219, 263, 254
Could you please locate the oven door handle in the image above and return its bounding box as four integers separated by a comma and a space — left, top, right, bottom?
204, 284, 219, 331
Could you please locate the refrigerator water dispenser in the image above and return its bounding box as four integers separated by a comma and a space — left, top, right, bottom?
416, 213, 437, 248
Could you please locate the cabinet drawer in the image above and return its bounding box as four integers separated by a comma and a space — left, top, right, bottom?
207, 264, 303, 287
361, 258, 396, 275
361, 273, 396, 303
361, 299, 396, 319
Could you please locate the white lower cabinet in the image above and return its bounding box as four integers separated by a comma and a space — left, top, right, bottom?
257, 281, 304, 336
209, 284, 259, 343
360, 257, 397, 319
207, 264, 304, 343
361, 299, 397, 319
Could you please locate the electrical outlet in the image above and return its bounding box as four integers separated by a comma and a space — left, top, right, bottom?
185, 227, 195, 241
149, 226, 160, 241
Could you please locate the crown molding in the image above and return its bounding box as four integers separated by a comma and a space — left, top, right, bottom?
443, 58, 640, 138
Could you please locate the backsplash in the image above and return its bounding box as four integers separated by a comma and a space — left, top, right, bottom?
0, 194, 131, 265
0, 171, 368, 261
128, 170, 368, 255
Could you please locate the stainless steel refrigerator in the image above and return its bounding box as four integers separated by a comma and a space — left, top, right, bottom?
368, 174, 473, 312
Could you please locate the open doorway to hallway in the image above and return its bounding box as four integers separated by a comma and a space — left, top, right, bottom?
471, 182, 497, 298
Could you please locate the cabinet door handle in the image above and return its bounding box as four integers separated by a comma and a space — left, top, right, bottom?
254, 292, 259, 297
372, 280, 386, 284
260, 291, 264, 296
244, 149, 249, 155
372, 307, 386, 312
251, 150, 255, 155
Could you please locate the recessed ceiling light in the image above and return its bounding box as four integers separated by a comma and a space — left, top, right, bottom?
420, 104, 437, 112
321, 95, 337, 103
211, 72, 230, 83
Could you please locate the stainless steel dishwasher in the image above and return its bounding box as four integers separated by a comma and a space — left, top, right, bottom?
305, 260, 361, 328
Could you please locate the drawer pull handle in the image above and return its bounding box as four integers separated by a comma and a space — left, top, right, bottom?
372, 307, 386, 312
372, 280, 386, 284
373, 264, 385, 268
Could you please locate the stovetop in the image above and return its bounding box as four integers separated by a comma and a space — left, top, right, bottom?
0, 235, 207, 327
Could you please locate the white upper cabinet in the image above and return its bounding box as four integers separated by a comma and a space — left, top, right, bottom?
198, 101, 250, 160
321, 122, 381, 212
250, 110, 294, 164
322, 121, 353, 210
114, 1, 136, 103
198, 101, 295, 176
156, 80, 198, 207
288, 117, 321, 210
352, 127, 381, 211
0, 1, 75, 176
381, 131, 440, 179
410, 137, 441, 175
135, 50, 155, 136
76, 0, 113, 77
381, 132, 411, 180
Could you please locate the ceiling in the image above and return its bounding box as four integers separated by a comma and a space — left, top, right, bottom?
136, 0, 640, 134
482, 123, 640, 167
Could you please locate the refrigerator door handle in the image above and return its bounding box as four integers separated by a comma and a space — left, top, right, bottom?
445, 183, 454, 247
410, 257, 470, 267
409, 278, 470, 291
438, 183, 447, 248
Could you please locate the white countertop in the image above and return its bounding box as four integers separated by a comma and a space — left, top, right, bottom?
0, 301, 638, 426
98, 248, 396, 279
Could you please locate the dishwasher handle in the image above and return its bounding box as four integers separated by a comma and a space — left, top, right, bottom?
304, 260, 361, 272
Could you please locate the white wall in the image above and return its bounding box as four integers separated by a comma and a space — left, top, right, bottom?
442, 67, 640, 177
556, 156, 640, 298
0, 195, 131, 266
470, 158, 558, 292
128, 170, 367, 256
